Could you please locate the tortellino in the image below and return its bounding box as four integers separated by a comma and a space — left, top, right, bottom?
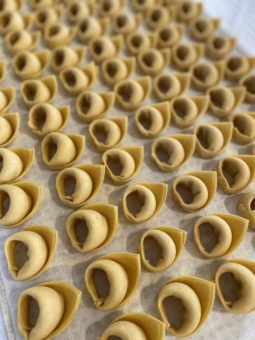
126, 31, 157, 55
157, 24, 184, 48
225, 55, 255, 81
121, 182, 167, 223
238, 191, 255, 229
177, 0, 203, 23
194, 213, 248, 258
88, 35, 123, 64
97, 0, 126, 18
21, 75, 58, 107
66, 0, 95, 23
4, 30, 40, 55
12, 50, 50, 79
89, 117, 127, 151
28, 103, 70, 137
206, 35, 236, 60
100, 312, 165, 340
157, 276, 215, 337
76, 17, 109, 44
85, 252, 141, 310
137, 48, 170, 76
76, 91, 115, 123
0, 87, 15, 114
102, 146, 144, 185
240, 74, 255, 103
153, 72, 190, 100
59, 63, 98, 96
0, 11, 32, 34
145, 5, 176, 30
0, 0, 22, 12
43, 22, 75, 48
18, 281, 81, 339
151, 134, 196, 171
0, 113, 20, 147
195, 122, 233, 158
140, 226, 186, 272
170, 95, 209, 128
112, 13, 141, 35
66, 203, 118, 252
189, 17, 220, 42
216, 155, 255, 194
51, 46, 85, 73
208, 86, 245, 117
5, 225, 58, 280
0, 182, 42, 227
0, 147, 34, 184
56, 164, 105, 207
131, 0, 159, 12
114, 77, 151, 110
29, 0, 55, 9
41, 132, 85, 170
231, 111, 255, 144
135, 102, 170, 138
215, 259, 255, 314
172, 171, 217, 212
34, 6, 63, 30
172, 43, 204, 71
191, 61, 225, 91
101, 57, 135, 87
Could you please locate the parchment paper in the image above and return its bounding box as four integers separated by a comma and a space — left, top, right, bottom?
0, 2, 255, 340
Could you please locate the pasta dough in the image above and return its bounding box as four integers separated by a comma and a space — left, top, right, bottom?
76, 91, 115, 123
135, 102, 170, 137
172, 171, 217, 212
172, 43, 204, 70
194, 213, 248, 258
114, 77, 151, 110
157, 24, 184, 48
170, 95, 209, 127
225, 55, 255, 81
0, 11, 32, 34
0, 87, 15, 114
28, 103, 70, 137
51, 46, 85, 73
100, 312, 165, 340
85, 252, 141, 310
34, 6, 63, 30
18, 281, 81, 339
66, 203, 118, 252
0, 113, 20, 147
145, 5, 175, 30
240, 74, 255, 103
59, 63, 98, 96
191, 61, 224, 91
101, 57, 135, 87
112, 13, 141, 35
43, 22, 75, 47
231, 112, 255, 144
157, 276, 215, 337
126, 31, 157, 55
88, 36, 123, 63
66, 0, 94, 23
177, 1, 203, 22
77, 17, 109, 44
0, 182, 42, 227
189, 17, 220, 41
216, 155, 255, 194
4, 30, 40, 54
102, 146, 144, 185
13, 50, 49, 79
153, 73, 190, 100
41, 132, 85, 170
140, 226, 186, 272
208, 86, 245, 117
98, 0, 125, 18
238, 191, 255, 229
137, 48, 170, 76
195, 122, 233, 158
5, 225, 58, 280
89, 117, 127, 151
215, 260, 255, 314
0, 147, 34, 184
206, 35, 236, 60
56, 164, 105, 207
122, 182, 167, 223
151, 134, 196, 171
21, 75, 58, 107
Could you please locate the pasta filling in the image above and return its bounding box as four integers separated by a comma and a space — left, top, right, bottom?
62, 70, 77, 87
92, 269, 110, 305
233, 115, 253, 136
173, 99, 193, 119
106, 155, 123, 176
0, 190, 10, 218
45, 138, 58, 161
250, 198, 255, 211
222, 159, 241, 187
160, 28, 173, 42
23, 296, 40, 332
243, 76, 255, 95
227, 57, 242, 71
23, 84, 38, 101
93, 124, 108, 143
138, 111, 152, 130
72, 218, 89, 245
131, 35, 143, 48
126, 190, 145, 215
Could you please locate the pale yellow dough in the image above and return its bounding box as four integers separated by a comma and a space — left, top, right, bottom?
51, 46, 85, 73
13, 50, 49, 79
28, 103, 70, 137
43, 22, 75, 48
154, 73, 190, 100
157, 24, 184, 48
206, 35, 236, 60
126, 31, 157, 55
89, 36, 122, 63
77, 17, 109, 44
231, 112, 255, 144
0, 113, 20, 147
189, 18, 220, 42
5, 30, 40, 55
191, 61, 224, 91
